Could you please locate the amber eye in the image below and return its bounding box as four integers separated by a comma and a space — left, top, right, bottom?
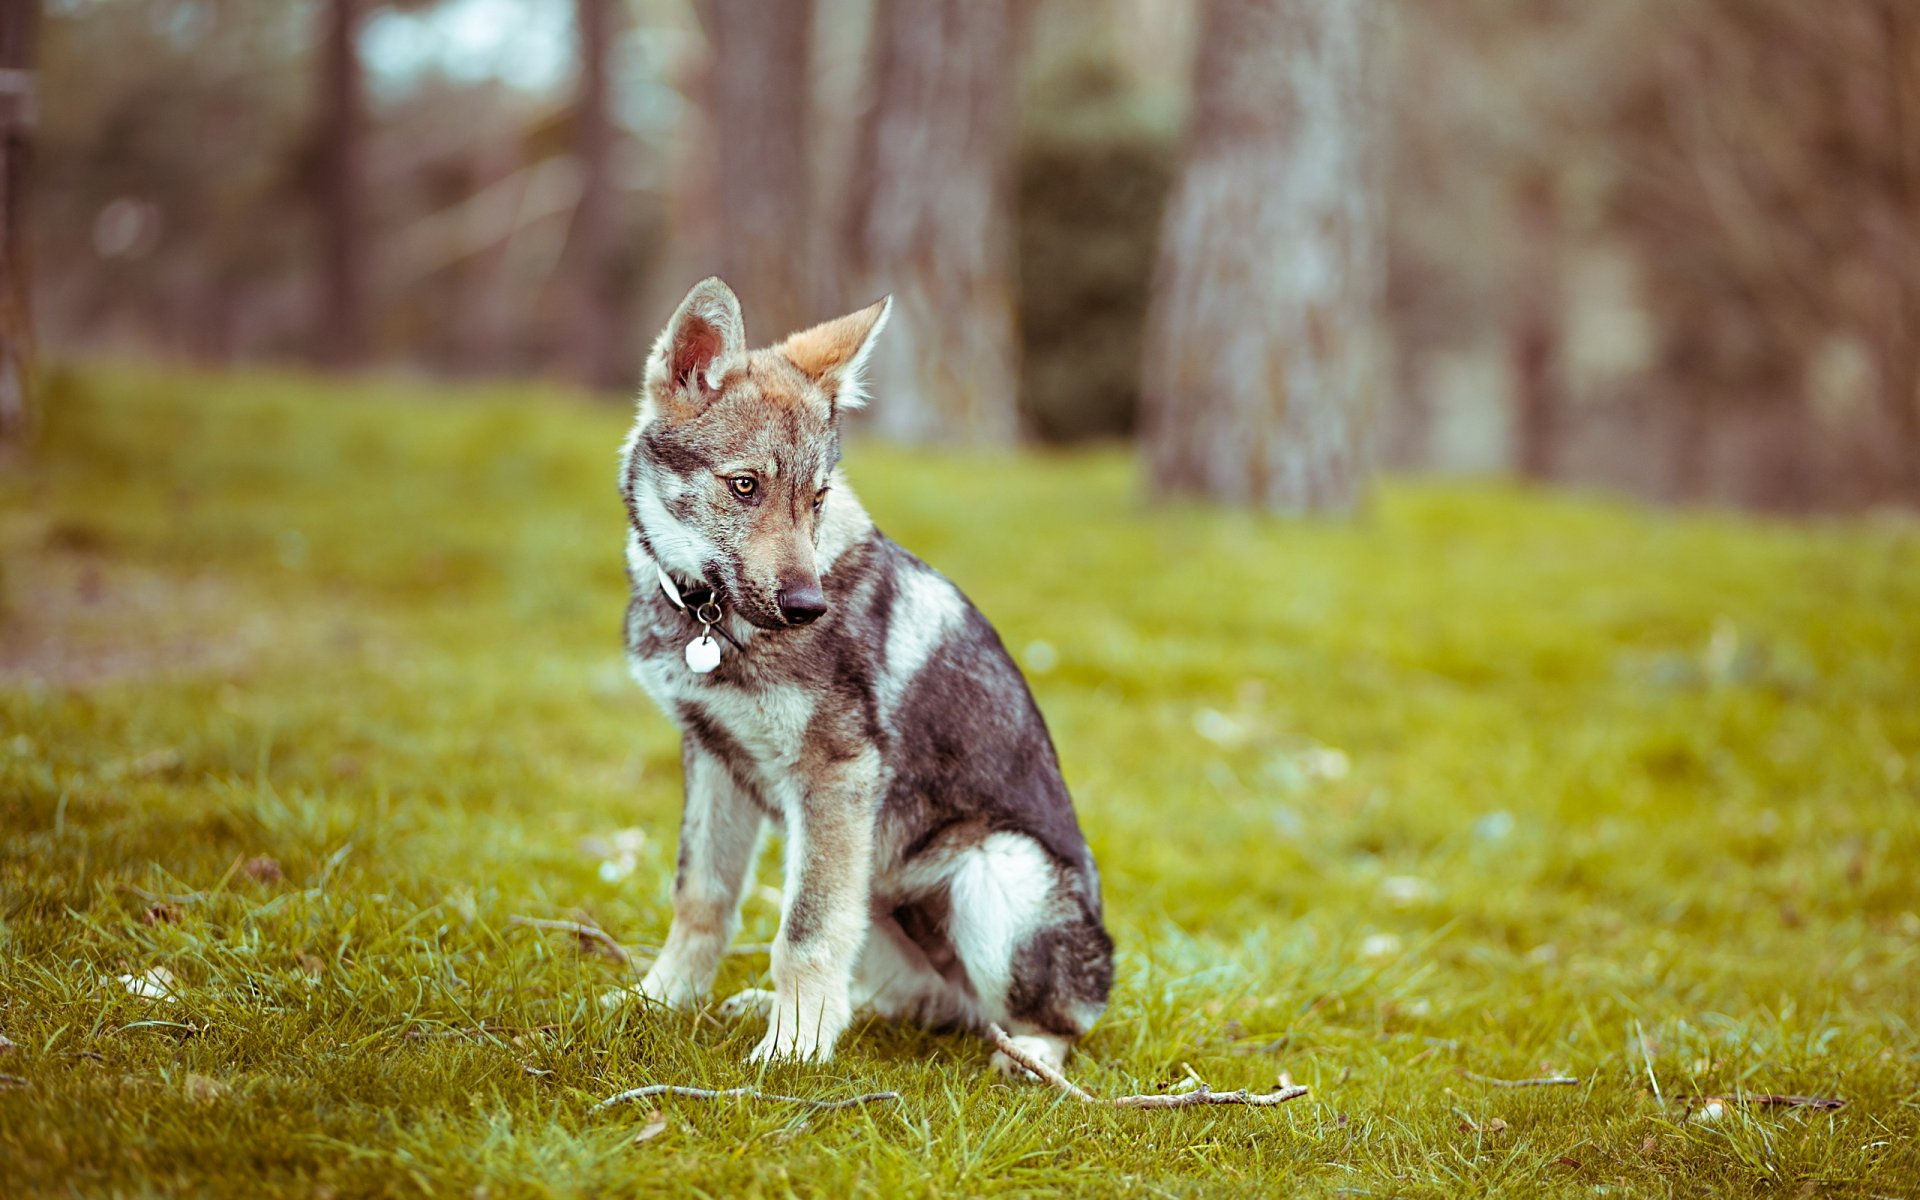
813, 487, 829, 510
730, 476, 757, 498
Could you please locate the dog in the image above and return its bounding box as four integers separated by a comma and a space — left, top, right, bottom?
617, 277, 1112, 1074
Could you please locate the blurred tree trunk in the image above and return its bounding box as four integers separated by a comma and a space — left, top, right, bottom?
847, 0, 1023, 446
1509, 171, 1562, 481
1141, 0, 1383, 512
697, 0, 816, 342
0, 0, 38, 444
315, 0, 367, 369
560, 0, 620, 388
1866, 2, 1920, 504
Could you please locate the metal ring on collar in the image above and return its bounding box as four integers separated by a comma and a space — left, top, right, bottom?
694, 601, 722, 625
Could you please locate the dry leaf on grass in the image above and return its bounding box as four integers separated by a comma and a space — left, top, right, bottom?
632, 1110, 669, 1144
113, 967, 178, 1003
141, 903, 183, 926
243, 855, 283, 883
111, 748, 182, 780
184, 1074, 228, 1103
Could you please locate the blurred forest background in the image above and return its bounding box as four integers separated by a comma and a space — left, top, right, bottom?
5, 0, 1919, 512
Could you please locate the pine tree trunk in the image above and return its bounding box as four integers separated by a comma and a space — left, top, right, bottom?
698, 0, 817, 343
1141, 0, 1383, 512
847, 0, 1023, 446
316, 0, 367, 369
0, 0, 38, 444
561, 0, 620, 388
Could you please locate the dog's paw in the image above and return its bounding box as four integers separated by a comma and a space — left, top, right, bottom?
597, 984, 644, 1011
636, 962, 706, 1011
717, 988, 775, 1022
990, 1034, 1069, 1082
748, 1023, 837, 1064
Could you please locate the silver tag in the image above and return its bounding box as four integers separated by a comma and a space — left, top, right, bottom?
685, 634, 721, 674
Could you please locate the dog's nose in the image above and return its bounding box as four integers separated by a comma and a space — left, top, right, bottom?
776, 584, 828, 626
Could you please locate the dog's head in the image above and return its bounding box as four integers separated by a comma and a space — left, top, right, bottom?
621, 277, 891, 631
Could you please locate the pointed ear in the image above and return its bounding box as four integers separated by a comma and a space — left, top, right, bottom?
644, 277, 745, 414
779, 296, 892, 411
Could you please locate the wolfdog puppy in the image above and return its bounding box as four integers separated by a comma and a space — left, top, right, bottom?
618, 277, 1111, 1073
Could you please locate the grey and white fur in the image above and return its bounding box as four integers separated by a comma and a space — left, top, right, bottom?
616, 277, 1112, 1075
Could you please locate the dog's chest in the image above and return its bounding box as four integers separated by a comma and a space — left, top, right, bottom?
626, 618, 820, 782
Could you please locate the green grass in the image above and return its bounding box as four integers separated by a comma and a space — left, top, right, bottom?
3, 365, 1918, 1198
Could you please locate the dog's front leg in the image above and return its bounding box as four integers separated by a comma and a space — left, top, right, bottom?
751, 753, 880, 1063
639, 741, 763, 1009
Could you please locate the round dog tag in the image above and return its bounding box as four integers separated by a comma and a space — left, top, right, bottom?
685, 634, 721, 674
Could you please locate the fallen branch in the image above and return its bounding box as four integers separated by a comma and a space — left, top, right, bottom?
593, 1084, 900, 1114
1463, 1071, 1581, 1088
1684, 1093, 1845, 1112
405, 1022, 561, 1042
509, 916, 634, 966
127, 884, 205, 905
510, 916, 771, 967
984, 1023, 1309, 1110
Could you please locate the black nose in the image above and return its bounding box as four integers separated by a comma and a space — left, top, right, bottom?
776, 585, 827, 626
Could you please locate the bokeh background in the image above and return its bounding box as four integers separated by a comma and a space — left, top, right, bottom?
9, 0, 1918, 510
3, 4, 1920, 1196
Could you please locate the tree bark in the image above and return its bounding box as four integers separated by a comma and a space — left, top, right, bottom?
697, 0, 817, 344
560, 0, 621, 388
1868, 1, 1920, 504
315, 0, 368, 369
0, 0, 38, 443
846, 0, 1024, 446
1510, 171, 1563, 481
1141, 0, 1384, 512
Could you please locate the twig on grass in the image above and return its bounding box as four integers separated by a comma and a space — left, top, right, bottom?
1463, 1071, 1581, 1088
1682, 1093, 1845, 1112
593, 1084, 901, 1114
126, 884, 205, 905
511, 916, 771, 968
405, 1022, 561, 1042
984, 1023, 1310, 1110
509, 916, 635, 966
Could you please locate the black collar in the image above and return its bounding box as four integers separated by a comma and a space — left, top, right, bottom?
656, 568, 746, 651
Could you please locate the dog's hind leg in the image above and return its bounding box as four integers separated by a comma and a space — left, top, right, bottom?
852, 908, 976, 1028
942, 833, 1114, 1079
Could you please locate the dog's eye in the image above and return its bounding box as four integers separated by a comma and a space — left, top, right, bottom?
729, 476, 757, 498
813, 488, 829, 511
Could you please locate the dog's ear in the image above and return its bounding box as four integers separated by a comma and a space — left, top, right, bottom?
779, 296, 892, 412
644, 277, 745, 416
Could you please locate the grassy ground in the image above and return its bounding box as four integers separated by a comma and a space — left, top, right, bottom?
2, 366, 1917, 1198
